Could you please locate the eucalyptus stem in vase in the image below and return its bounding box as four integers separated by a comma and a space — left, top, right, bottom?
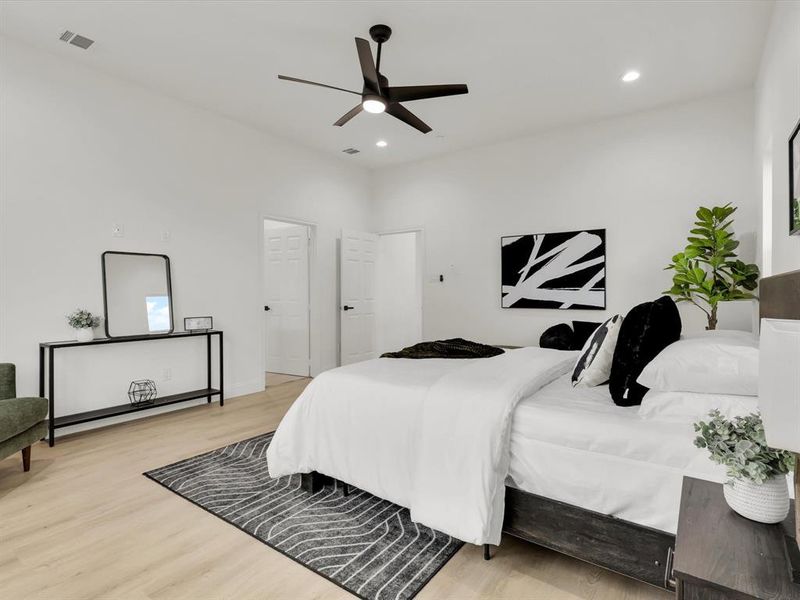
694, 410, 794, 523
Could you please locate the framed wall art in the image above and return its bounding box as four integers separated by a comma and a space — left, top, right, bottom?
501, 229, 606, 310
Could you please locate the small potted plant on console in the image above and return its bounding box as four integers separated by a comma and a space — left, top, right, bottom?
66, 308, 101, 342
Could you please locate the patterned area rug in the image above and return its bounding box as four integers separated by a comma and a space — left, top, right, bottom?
144, 433, 463, 600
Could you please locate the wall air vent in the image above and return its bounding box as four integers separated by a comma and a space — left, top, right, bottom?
342, 148, 360, 155
59, 30, 94, 49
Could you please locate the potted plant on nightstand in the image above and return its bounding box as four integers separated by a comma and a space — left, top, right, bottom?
664, 203, 759, 330
67, 309, 101, 342
694, 410, 795, 523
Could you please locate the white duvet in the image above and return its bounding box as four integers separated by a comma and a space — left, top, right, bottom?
267, 347, 576, 545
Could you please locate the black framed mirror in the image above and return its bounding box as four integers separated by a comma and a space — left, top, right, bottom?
101, 251, 174, 338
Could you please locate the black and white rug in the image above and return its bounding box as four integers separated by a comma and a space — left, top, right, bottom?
144, 433, 463, 600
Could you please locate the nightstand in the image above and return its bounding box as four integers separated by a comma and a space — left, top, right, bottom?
673, 476, 800, 599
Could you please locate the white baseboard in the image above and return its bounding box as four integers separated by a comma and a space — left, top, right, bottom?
224, 377, 266, 399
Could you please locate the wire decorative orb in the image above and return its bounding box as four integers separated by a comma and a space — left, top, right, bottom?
128, 379, 157, 406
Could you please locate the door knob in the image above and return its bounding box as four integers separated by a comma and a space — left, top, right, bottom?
342, 305, 354, 311
264, 305, 271, 311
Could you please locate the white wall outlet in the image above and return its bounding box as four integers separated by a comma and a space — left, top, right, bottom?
160, 230, 171, 242
162, 368, 172, 381
111, 223, 124, 238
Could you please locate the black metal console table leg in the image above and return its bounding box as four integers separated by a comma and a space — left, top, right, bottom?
39, 346, 48, 443
39, 346, 45, 397
48, 346, 55, 447
219, 331, 224, 406
206, 333, 212, 404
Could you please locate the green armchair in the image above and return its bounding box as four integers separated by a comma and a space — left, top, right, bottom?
0, 364, 48, 471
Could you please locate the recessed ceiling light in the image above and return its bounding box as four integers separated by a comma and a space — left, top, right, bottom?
621, 70, 641, 83
376, 140, 388, 148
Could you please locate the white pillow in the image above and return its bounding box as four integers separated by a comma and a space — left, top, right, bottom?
636, 330, 758, 396
638, 390, 759, 421
572, 314, 623, 387
683, 329, 757, 344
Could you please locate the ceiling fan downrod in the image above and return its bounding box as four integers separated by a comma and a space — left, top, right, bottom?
369, 24, 392, 76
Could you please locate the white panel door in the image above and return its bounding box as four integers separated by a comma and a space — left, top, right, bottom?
376, 231, 422, 355
340, 229, 378, 365
264, 225, 310, 376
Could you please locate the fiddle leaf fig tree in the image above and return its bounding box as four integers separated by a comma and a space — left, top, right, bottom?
664, 203, 759, 330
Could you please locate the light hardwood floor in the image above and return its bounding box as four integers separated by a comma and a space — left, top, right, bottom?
0, 379, 670, 600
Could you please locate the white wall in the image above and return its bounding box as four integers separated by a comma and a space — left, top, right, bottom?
755, 1, 800, 277
375, 232, 422, 355
371, 91, 758, 346
0, 31, 770, 434
0, 37, 370, 426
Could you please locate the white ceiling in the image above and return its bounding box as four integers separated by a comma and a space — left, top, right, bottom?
0, 1, 774, 168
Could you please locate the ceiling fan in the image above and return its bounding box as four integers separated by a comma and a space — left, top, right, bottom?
278, 24, 468, 134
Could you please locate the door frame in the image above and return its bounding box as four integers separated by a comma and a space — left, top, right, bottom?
260, 214, 316, 379
376, 227, 425, 343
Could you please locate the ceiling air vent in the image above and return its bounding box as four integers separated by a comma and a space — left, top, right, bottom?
59, 30, 95, 49
342, 148, 360, 155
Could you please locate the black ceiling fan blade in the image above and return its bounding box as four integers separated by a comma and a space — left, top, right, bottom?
386, 103, 432, 134
355, 38, 380, 93
278, 75, 361, 96
333, 104, 363, 127
384, 84, 468, 103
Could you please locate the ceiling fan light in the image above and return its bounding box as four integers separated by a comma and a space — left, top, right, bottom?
621, 70, 641, 83
362, 96, 387, 114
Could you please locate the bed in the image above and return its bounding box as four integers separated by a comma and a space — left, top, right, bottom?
271, 365, 727, 587
267, 271, 798, 590
508, 374, 726, 535
504, 375, 728, 587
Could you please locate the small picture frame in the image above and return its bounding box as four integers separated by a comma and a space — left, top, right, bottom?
184, 316, 213, 333
790, 118, 800, 235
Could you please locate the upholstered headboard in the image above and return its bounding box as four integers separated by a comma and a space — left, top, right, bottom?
759, 269, 800, 321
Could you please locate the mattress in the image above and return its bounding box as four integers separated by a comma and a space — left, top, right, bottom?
508, 375, 728, 534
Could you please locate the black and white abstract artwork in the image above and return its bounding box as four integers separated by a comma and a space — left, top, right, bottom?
501, 229, 606, 309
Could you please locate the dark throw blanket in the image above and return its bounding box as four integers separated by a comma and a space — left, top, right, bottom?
381, 338, 505, 359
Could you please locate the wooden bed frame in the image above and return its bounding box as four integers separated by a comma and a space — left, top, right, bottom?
300, 470, 676, 589
300, 270, 799, 592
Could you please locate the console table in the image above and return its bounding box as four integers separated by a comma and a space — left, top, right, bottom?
39, 330, 223, 446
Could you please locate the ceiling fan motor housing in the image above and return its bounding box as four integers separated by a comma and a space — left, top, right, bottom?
369, 24, 392, 44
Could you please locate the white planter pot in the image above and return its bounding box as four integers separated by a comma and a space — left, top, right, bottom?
723, 475, 790, 524
75, 328, 94, 343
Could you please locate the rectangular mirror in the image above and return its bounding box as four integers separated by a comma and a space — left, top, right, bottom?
102, 251, 174, 338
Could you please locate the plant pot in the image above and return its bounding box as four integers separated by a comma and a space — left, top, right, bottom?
75, 328, 94, 343
723, 475, 790, 524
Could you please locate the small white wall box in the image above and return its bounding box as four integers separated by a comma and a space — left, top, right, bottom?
184, 316, 213, 333
759, 318, 800, 453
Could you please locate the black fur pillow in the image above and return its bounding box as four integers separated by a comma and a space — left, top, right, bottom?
609, 296, 682, 406
539, 323, 575, 351
571, 321, 601, 351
